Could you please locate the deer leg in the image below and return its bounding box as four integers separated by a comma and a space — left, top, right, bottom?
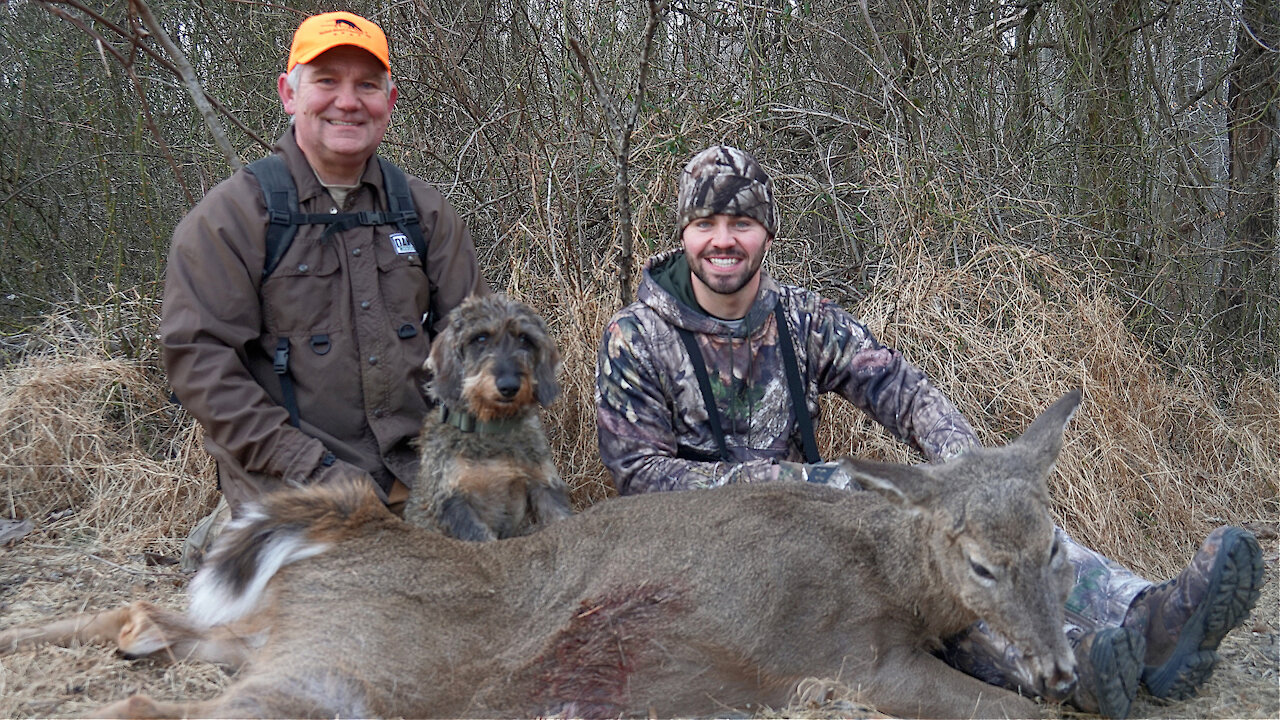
1, 605, 134, 654
88, 677, 356, 720
1, 601, 257, 671
118, 600, 257, 669
862, 645, 1043, 719
90, 694, 209, 719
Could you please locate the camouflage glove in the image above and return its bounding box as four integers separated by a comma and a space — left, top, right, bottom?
775, 461, 857, 489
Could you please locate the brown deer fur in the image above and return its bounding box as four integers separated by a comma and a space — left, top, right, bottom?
0, 390, 1085, 718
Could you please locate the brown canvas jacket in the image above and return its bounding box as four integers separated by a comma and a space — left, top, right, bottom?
161, 129, 488, 511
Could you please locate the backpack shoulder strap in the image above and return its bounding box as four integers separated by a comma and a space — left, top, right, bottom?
246, 155, 299, 280
377, 158, 427, 259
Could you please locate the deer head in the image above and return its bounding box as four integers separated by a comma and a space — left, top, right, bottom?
838, 389, 1082, 701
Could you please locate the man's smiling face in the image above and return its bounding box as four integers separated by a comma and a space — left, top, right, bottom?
682, 213, 772, 319
279, 45, 397, 183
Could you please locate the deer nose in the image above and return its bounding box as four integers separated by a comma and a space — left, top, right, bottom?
1038, 662, 1077, 702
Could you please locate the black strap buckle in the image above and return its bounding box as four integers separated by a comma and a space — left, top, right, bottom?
273, 338, 290, 375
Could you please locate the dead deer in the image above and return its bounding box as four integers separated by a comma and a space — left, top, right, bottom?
1, 390, 1084, 718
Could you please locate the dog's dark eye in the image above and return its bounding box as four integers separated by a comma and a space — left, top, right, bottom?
469, 333, 488, 347
518, 333, 533, 349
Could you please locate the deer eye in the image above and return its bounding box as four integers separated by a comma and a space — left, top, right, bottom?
969, 560, 996, 582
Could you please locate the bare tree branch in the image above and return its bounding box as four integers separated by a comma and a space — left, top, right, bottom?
130, 0, 242, 171
569, 0, 671, 306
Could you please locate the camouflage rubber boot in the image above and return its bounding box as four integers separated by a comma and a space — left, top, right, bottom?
1068, 626, 1145, 719
1123, 526, 1264, 700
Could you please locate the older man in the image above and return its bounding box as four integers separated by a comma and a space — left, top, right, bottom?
162, 12, 488, 561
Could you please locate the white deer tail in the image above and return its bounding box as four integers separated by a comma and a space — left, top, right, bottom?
187, 477, 390, 628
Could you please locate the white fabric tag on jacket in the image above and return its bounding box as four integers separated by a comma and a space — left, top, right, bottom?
390, 232, 415, 255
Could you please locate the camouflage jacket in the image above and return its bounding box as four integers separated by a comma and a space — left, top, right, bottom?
595, 250, 979, 495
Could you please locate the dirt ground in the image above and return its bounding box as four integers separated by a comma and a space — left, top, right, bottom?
0, 518, 1275, 719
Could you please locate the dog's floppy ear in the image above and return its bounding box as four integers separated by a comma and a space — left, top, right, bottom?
523, 312, 560, 407
426, 318, 464, 405
534, 340, 561, 407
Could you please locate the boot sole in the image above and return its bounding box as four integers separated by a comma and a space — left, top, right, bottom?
1087, 626, 1145, 719
1142, 528, 1265, 699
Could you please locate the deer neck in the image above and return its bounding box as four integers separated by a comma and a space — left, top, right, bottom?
875, 508, 978, 638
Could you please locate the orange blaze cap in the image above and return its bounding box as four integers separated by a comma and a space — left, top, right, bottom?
287, 11, 390, 74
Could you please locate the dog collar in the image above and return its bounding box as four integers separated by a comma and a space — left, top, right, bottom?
437, 404, 526, 434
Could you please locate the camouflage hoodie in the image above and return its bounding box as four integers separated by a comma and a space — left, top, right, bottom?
596, 250, 979, 495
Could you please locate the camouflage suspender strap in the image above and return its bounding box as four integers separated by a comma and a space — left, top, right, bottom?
675, 328, 731, 462
773, 301, 822, 464
674, 300, 822, 465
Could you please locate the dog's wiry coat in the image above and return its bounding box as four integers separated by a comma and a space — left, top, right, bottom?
405, 294, 571, 540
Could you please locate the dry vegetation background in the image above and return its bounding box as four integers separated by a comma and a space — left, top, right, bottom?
1, 0, 1277, 717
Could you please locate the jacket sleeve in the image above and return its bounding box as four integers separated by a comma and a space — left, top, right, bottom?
595, 314, 778, 494
808, 298, 979, 461
159, 176, 335, 487
415, 182, 489, 334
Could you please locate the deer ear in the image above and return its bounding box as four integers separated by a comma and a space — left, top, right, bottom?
1009, 388, 1082, 478
836, 456, 937, 509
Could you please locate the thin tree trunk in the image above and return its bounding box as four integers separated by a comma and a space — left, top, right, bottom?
1213, 0, 1279, 351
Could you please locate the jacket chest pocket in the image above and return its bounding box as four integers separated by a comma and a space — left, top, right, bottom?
373, 235, 431, 319
261, 244, 343, 334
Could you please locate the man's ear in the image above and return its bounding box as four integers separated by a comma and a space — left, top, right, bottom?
277, 73, 295, 114
387, 84, 398, 112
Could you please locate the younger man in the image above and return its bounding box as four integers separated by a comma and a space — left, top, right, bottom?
595, 145, 1264, 717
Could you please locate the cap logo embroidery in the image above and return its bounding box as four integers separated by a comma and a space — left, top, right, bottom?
321, 19, 370, 39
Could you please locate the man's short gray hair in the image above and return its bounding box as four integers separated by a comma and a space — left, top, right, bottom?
284, 64, 396, 95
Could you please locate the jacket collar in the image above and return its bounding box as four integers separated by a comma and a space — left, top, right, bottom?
273, 128, 385, 208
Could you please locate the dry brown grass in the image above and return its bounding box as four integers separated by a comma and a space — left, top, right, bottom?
0, 303, 218, 553
0, 242, 1275, 718
805, 242, 1277, 579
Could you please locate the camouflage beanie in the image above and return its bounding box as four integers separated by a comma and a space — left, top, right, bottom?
676, 145, 778, 237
